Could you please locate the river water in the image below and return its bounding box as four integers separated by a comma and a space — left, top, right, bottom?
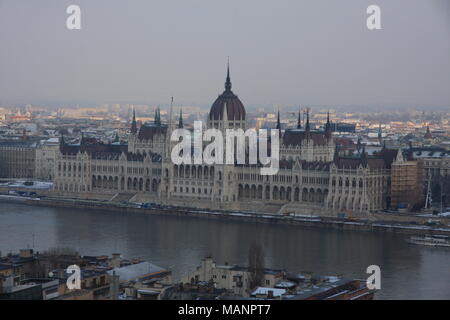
1, 202, 449, 299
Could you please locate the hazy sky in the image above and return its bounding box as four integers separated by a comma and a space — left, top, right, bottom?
0, 0, 449, 109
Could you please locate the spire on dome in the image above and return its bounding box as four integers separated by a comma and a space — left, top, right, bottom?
225, 58, 232, 92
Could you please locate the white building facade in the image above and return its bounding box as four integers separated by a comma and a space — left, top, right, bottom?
53, 68, 393, 216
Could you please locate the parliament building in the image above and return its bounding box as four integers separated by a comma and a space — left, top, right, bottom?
53, 67, 396, 217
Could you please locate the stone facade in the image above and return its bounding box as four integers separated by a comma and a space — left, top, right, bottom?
51, 69, 395, 216
391, 150, 423, 209
182, 257, 284, 297
0, 139, 37, 179
35, 138, 60, 181
53, 136, 162, 196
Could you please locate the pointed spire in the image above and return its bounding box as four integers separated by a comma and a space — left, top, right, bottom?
357, 136, 362, 153
297, 108, 302, 129
276, 110, 281, 130
225, 58, 232, 91
408, 141, 414, 160
178, 108, 184, 128
113, 132, 120, 143
424, 125, 432, 139
361, 146, 368, 166
333, 145, 339, 163
168, 96, 174, 129
325, 111, 332, 138
378, 122, 382, 139
60, 133, 65, 146
305, 109, 310, 133
131, 107, 137, 134
155, 107, 161, 126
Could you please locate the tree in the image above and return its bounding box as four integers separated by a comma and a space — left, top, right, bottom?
248, 241, 265, 290
42, 247, 81, 272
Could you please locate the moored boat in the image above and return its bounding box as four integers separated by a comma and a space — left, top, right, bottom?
408, 235, 450, 247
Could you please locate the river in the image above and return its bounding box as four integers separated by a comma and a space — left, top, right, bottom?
1, 202, 449, 299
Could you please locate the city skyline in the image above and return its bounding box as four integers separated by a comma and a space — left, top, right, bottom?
0, 0, 449, 303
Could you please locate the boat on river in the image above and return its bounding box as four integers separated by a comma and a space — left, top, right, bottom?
408, 235, 450, 247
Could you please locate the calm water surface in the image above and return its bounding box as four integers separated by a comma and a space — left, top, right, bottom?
1, 202, 450, 299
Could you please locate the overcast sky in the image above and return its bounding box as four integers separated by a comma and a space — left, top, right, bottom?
0, 0, 449, 110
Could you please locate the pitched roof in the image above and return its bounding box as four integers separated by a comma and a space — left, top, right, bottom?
107, 261, 167, 282
137, 124, 167, 140
282, 130, 329, 147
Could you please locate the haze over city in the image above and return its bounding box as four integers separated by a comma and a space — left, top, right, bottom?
0, 0, 449, 110
2, 0, 450, 305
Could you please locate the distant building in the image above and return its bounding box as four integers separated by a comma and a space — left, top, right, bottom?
0, 139, 37, 179
182, 257, 284, 297
181, 257, 375, 300
35, 138, 60, 181
50, 66, 395, 216
391, 150, 423, 209
330, 123, 356, 133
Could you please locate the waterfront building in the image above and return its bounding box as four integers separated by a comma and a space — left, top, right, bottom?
181, 256, 375, 300
52, 66, 396, 216
391, 150, 423, 209
35, 138, 60, 181
182, 256, 284, 297
0, 139, 37, 179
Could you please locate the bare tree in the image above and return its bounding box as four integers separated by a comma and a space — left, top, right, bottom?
248, 241, 265, 290
41, 247, 81, 272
